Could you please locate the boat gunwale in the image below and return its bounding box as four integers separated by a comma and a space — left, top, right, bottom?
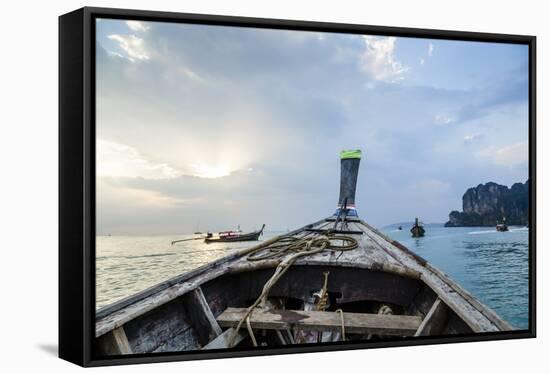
227, 258, 422, 279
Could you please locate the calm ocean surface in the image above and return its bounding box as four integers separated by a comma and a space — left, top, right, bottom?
96, 231, 284, 310
96, 225, 529, 329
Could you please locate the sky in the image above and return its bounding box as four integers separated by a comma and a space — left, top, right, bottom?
95, 19, 529, 235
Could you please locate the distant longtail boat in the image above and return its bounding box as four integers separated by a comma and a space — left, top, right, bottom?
496, 217, 509, 232
95, 149, 511, 355
205, 225, 265, 243
410, 217, 426, 238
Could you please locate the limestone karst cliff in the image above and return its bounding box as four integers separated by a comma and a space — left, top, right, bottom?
445, 181, 529, 227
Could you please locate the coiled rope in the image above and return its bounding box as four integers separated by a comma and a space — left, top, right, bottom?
228, 233, 358, 347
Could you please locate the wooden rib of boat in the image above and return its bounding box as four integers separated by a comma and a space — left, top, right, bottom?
205, 225, 265, 243
95, 150, 512, 356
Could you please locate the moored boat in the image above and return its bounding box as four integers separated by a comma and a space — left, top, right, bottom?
410, 218, 425, 237
496, 217, 509, 232
95, 150, 512, 356
205, 225, 265, 243
496, 223, 509, 232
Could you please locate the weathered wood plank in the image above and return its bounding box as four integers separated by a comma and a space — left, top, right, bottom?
112, 326, 132, 354
414, 298, 448, 336
96, 267, 226, 337
229, 258, 420, 280
217, 308, 422, 336
95, 326, 133, 355
152, 327, 198, 353
183, 287, 222, 345
347, 223, 404, 266
202, 328, 247, 350
122, 299, 195, 353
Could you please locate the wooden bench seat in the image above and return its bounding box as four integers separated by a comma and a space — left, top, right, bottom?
217, 307, 422, 336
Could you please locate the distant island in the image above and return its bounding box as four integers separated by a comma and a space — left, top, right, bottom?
445, 181, 529, 227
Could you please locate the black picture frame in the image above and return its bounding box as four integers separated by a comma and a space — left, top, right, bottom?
59, 6, 536, 367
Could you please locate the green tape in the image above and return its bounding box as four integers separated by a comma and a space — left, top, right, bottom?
340, 149, 362, 160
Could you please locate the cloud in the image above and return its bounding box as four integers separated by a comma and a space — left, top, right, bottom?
420, 58, 425, 65
360, 36, 409, 82
410, 178, 451, 195
463, 134, 484, 143
428, 42, 434, 57
96, 166, 333, 234
107, 34, 150, 62
477, 142, 528, 166
427, 72, 528, 127
99, 179, 191, 209
97, 139, 181, 179
434, 113, 457, 125
176, 66, 203, 82
126, 20, 150, 32
107, 50, 125, 59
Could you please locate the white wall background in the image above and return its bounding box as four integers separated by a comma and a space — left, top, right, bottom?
0, 0, 546, 372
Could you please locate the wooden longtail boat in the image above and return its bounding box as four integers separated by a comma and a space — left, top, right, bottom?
496, 218, 509, 232
496, 224, 509, 232
410, 218, 426, 238
95, 149, 512, 356
205, 225, 265, 243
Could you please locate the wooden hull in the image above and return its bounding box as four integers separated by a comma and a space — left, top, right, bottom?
95, 217, 512, 356
204, 231, 261, 243
410, 226, 425, 237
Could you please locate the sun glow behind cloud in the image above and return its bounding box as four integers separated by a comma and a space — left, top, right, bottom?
191, 163, 232, 179
98, 139, 240, 180
97, 139, 181, 179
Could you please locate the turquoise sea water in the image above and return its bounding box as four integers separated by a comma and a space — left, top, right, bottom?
383, 224, 529, 329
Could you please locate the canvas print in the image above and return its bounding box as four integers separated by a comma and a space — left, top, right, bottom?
94, 18, 530, 356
